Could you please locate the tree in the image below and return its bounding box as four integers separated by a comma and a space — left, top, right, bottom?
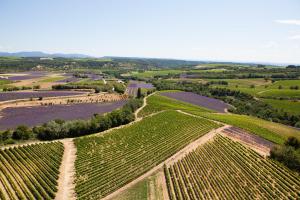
137, 88, 142, 98
1, 130, 11, 141
285, 137, 300, 149
12, 125, 32, 140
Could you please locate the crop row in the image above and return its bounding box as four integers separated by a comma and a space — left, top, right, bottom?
74, 110, 220, 199
0, 142, 64, 200
165, 135, 300, 200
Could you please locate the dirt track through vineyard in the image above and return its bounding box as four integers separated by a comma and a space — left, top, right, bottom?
103, 120, 226, 200
55, 139, 77, 200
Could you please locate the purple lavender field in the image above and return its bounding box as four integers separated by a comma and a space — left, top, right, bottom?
128, 82, 154, 89
0, 100, 127, 130
0, 91, 86, 102
0, 71, 48, 81
161, 91, 229, 113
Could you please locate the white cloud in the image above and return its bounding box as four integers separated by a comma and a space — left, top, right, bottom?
275, 19, 300, 25
288, 35, 300, 40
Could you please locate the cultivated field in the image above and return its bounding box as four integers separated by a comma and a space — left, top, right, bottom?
0, 91, 86, 102
0, 100, 127, 130
137, 93, 212, 118
165, 135, 300, 200
161, 91, 229, 113
74, 110, 220, 199
125, 81, 154, 97
0, 142, 64, 199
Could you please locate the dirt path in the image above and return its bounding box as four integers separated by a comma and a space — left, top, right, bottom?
103, 123, 225, 200
55, 139, 77, 200
176, 110, 226, 126
134, 92, 155, 120
156, 170, 169, 200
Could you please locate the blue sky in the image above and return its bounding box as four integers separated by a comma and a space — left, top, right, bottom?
0, 0, 300, 64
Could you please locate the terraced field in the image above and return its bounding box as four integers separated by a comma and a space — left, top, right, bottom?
165, 135, 300, 200
74, 110, 220, 199
0, 142, 64, 199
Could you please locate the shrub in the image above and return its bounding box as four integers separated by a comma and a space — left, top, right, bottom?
12, 125, 32, 140
284, 136, 300, 149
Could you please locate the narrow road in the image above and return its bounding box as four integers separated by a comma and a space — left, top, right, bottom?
55, 139, 77, 200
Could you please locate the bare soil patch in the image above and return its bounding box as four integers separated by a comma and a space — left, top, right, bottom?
220, 126, 274, 157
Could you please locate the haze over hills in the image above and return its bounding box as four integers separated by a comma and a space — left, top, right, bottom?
0, 51, 92, 58
0, 51, 294, 67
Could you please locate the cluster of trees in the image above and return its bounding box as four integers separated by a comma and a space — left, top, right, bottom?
153, 80, 300, 128
52, 81, 125, 94
2, 85, 40, 91
207, 80, 228, 85
270, 137, 300, 172
290, 85, 299, 90
0, 125, 33, 145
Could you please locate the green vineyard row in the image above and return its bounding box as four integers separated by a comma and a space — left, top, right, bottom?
165, 135, 300, 200
74, 110, 220, 199
0, 142, 64, 200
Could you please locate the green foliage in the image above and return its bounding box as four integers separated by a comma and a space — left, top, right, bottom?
74, 110, 220, 199
270, 146, 300, 172
12, 125, 32, 140
284, 137, 300, 149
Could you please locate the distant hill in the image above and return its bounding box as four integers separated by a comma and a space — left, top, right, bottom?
0, 51, 92, 58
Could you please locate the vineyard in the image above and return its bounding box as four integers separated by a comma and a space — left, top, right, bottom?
165, 135, 300, 200
0, 142, 64, 200
74, 110, 220, 199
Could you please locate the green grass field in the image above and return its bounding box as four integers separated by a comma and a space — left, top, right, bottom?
139, 92, 300, 145
127, 70, 184, 79
257, 89, 300, 99
0, 79, 12, 90
208, 78, 300, 98
187, 111, 300, 144
74, 110, 220, 199
113, 171, 165, 200
262, 99, 300, 115
138, 93, 213, 118
270, 80, 300, 89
